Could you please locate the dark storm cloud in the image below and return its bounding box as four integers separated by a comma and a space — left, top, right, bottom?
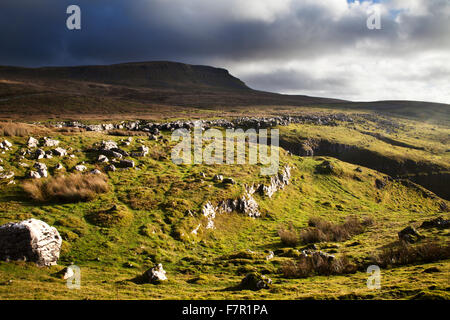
0, 0, 445, 66
0, 0, 449, 102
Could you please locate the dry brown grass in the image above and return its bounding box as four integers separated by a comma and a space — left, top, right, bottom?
23, 173, 109, 202
372, 241, 450, 268
278, 223, 299, 247
281, 255, 356, 278
300, 216, 373, 243
0, 121, 49, 137
0, 122, 31, 136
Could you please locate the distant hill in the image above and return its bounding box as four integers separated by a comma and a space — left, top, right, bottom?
0, 61, 448, 122
0, 61, 250, 91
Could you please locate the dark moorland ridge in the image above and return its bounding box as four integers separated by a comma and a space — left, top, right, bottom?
0, 60, 448, 122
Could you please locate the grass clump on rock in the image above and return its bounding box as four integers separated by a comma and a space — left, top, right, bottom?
23, 173, 109, 202
87, 204, 133, 228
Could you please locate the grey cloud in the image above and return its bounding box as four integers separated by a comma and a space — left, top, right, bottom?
0, 0, 448, 102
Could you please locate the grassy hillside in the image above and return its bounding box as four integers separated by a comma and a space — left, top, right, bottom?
0, 124, 448, 299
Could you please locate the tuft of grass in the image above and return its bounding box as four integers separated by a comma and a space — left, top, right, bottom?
281, 255, 356, 278
0, 121, 31, 136
278, 223, 299, 247
300, 216, 373, 243
372, 241, 450, 268
22, 173, 109, 202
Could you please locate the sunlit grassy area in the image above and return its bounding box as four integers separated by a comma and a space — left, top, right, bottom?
0, 115, 448, 300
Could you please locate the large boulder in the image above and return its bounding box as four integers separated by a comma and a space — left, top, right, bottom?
0, 219, 62, 266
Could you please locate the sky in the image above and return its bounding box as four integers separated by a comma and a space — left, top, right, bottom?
0, 0, 449, 103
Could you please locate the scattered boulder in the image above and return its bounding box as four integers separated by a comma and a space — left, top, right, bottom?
55, 163, 64, 170
35, 148, 45, 160
398, 226, 424, 243
33, 162, 48, 178
97, 155, 109, 163
0, 219, 62, 266
0, 171, 14, 180
53, 147, 67, 157
117, 159, 135, 168
420, 217, 450, 229
43, 137, 60, 147
100, 140, 118, 150
29, 171, 41, 179
223, 177, 236, 185
74, 165, 87, 172
27, 137, 39, 148
0, 140, 12, 150
90, 169, 102, 175
55, 265, 76, 279
141, 263, 168, 284
213, 174, 223, 182
99, 149, 123, 159
238, 272, 272, 291
265, 251, 274, 261
375, 178, 386, 189
105, 164, 116, 172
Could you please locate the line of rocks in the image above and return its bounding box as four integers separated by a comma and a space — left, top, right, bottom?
49, 113, 357, 133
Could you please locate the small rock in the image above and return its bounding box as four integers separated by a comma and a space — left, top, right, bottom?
223, 178, 236, 185
27, 137, 39, 148
238, 272, 272, 291
74, 165, 87, 172
420, 217, 450, 229
398, 226, 424, 243
43, 137, 60, 147
97, 155, 109, 163
53, 147, 67, 157
375, 178, 386, 189
142, 263, 167, 284
105, 164, 116, 172
117, 159, 135, 168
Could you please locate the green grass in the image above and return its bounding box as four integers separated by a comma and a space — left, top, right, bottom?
0, 117, 449, 300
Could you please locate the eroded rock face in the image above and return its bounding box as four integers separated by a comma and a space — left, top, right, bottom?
0, 219, 62, 266
258, 165, 291, 198
196, 166, 292, 231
